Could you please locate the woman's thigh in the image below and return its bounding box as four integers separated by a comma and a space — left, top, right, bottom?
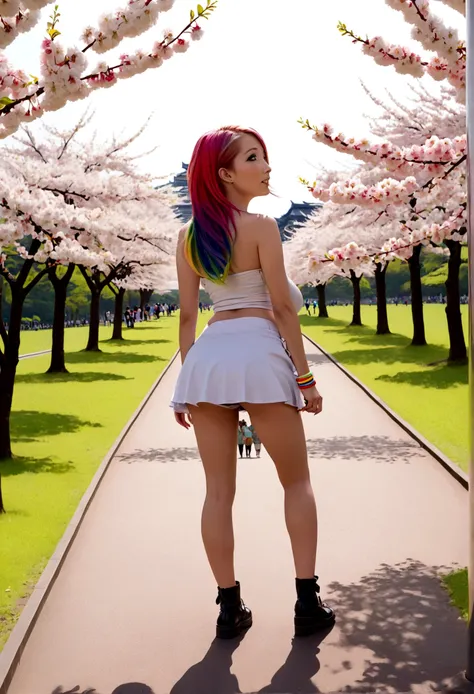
188, 404, 240, 498
241, 403, 310, 487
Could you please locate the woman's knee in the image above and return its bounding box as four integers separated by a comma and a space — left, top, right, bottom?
279, 472, 312, 492
204, 480, 236, 506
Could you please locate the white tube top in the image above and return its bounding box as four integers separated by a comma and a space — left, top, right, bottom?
201, 269, 304, 313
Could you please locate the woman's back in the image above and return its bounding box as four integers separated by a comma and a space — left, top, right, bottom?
226, 212, 263, 275
194, 212, 303, 319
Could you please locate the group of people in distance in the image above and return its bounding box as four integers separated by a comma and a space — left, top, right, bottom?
237, 420, 261, 458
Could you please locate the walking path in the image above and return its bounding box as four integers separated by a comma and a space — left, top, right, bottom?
18, 349, 50, 360
3, 338, 468, 694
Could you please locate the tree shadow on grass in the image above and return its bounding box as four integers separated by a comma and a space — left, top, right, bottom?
331, 343, 448, 368
341, 332, 411, 347
377, 362, 468, 389
10, 410, 101, 442
327, 559, 466, 692
0, 455, 74, 476
16, 372, 129, 384
306, 435, 421, 463
66, 351, 163, 365
101, 337, 171, 347
116, 447, 199, 464
131, 323, 176, 331
299, 315, 348, 329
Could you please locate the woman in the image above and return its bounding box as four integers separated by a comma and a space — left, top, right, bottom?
237, 421, 244, 459
241, 420, 253, 458
171, 125, 335, 640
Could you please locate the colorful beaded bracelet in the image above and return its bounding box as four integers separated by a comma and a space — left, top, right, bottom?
296, 371, 316, 390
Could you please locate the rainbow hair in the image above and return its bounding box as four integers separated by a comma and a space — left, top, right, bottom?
184, 125, 268, 283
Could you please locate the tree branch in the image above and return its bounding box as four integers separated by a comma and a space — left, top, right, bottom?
21, 126, 47, 164
0, 264, 16, 287
79, 265, 98, 292
24, 265, 50, 295
16, 236, 41, 288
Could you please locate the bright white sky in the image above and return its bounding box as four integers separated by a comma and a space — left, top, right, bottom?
4, 0, 465, 216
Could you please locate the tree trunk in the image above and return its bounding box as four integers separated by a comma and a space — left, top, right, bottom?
0, 475, 4, 513
349, 271, 362, 326
139, 288, 153, 316
47, 265, 75, 373
445, 239, 467, 362
375, 262, 390, 335
85, 289, 101, 352
317, 284, 328, 318
0, 287, 24, 460
112, 287, 126, 340
407, 244, 426, 346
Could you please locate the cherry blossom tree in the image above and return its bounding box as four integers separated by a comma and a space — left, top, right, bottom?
0, 0, 216, 140
298, 0, 466, 360
3, 115, 179, 362
0, 1, 214, 512
0, 139, 179, 522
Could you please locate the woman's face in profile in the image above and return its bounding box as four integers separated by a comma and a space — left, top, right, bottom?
221, 133, 271, 200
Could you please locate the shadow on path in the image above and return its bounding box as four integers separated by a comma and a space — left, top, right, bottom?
47, 562, 465, 694
116, 447, 198, 464
327, 559, 466, 693
51, 686, 157, 694
306, 435, 421, 463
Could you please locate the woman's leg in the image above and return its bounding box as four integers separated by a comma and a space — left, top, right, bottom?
245, 444, 252, 458
188, 403, 239, 588
243, 403, 317, 578
238, 444, 244, 458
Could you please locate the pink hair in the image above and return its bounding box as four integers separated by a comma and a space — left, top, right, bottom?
184, 125, 269, 282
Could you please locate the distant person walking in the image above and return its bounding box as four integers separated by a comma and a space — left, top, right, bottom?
241, 421, 253, 458
250, 425, 262, 458
237, 422, 245, 459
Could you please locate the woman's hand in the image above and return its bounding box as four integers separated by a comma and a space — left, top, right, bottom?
300, 386, 323, 415
174, 412, 193, 429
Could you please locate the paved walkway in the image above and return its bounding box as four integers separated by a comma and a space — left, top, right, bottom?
19, 349, 50, 360
4, 338, 468, 694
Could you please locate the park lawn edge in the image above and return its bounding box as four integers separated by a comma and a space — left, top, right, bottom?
0, 317, 190, 652
299, 306, 468, 622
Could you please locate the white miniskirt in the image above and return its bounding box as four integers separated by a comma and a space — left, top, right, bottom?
170, 317, 304, 413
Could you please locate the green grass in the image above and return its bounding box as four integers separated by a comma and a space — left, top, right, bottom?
301, 303, 469, 621
442, 568, 468, 621
301, 304, 468, 471
0, 314, 206, 650
18, 325, 104, 355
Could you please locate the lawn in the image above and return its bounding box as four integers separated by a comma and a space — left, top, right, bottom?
0, 313, 207, 651
300, 304, 468, 471
301, 303, 469, 621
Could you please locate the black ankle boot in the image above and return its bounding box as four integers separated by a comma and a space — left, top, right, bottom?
294, 575, 336, 637
216, 581, 253, 639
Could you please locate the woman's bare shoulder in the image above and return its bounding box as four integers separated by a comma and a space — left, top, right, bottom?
239, 212, 279, 233
178, 220, 192, 243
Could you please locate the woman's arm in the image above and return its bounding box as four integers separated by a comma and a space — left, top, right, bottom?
256, 217, 310, 377
176, 227, 200, 364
